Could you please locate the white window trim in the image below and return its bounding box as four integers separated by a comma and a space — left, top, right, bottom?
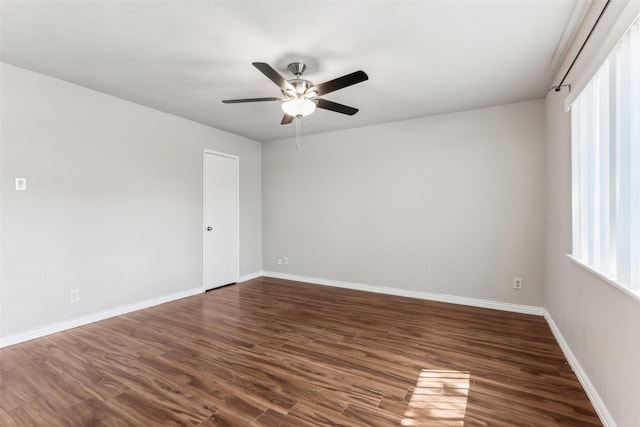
566, 254, 640, 302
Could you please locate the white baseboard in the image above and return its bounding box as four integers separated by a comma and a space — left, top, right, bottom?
238, 270, 264, 282
544, 312, 614, 427
0, 287, 203, 348
262, 271, 544, 316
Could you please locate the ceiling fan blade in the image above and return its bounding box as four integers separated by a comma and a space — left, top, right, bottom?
311, 70, 368, 96
281, 114, 295, 125
316, 99, 359, 116
253, 62, 295, 92
222, 97, 282, 104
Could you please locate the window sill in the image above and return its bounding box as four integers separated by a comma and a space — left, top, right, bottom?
566, 254, 640, 302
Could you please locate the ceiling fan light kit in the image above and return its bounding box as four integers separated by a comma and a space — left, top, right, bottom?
222, 61, 368, 125
281, 97, 316, 118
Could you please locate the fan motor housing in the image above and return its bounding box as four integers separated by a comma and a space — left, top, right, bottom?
284, 79, 313, 97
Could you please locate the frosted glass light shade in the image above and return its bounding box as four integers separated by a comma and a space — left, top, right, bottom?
282, 97, 316, 117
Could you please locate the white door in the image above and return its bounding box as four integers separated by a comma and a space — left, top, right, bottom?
203, 151, 238, 290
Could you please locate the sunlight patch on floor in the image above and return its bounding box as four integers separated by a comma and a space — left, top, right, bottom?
402, 369, 470, 426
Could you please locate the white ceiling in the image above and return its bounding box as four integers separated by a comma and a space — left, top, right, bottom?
1, 0, 590, 142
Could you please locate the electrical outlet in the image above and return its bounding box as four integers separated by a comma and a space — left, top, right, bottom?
277, 257, 282, 265
283, 257, 288, 265
513, 278, 523, 290
15, 177, 27, 191
69, 289, 80, 303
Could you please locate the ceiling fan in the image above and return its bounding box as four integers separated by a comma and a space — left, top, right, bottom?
222, 62, 368, 124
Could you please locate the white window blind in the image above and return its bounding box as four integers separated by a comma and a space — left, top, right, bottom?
571, 16, 640, 294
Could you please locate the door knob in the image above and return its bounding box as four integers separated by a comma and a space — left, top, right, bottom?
206, 226, 213, 231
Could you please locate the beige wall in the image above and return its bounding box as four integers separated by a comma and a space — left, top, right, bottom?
0, 63, 263, 340
263, 100, 546, 307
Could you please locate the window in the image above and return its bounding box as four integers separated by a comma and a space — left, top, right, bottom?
571, 16, 640, 295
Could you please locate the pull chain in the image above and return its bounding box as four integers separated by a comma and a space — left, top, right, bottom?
295, 116, 301, 151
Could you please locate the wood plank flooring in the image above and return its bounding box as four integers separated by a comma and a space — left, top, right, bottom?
0, 277, 602, 426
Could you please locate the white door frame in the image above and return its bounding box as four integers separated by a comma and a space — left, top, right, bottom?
202, 149, 240, 290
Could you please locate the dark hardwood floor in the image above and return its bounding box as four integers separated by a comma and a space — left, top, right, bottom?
0, 277, 601, 426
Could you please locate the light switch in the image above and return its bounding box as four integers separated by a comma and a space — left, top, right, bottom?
15, 178, 26, 191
